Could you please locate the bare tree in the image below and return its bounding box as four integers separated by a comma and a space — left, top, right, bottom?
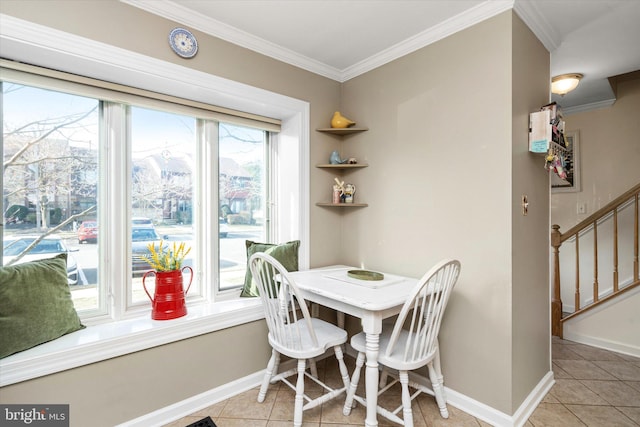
132, 155, 192, 221
3, 85, 98, 230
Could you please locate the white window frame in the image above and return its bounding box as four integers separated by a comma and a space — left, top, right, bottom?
0, 14, 310, 386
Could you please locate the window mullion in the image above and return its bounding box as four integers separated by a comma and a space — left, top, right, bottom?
100, 101, 130, 319
198, 119, 219, 298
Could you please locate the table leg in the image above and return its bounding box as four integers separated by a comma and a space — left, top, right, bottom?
337, 311, 345, 329
364, 332, 380, 427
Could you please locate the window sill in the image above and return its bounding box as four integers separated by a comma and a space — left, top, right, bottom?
0, 298, 264, 387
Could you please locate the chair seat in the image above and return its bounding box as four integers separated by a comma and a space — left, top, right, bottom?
269, 317, 347, 359
351, 328, 437, 372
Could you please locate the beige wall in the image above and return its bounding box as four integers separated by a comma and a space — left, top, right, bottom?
551, 76, 640, 229
0, 322, 269, 425
339, 12, 549, 413
564, 289, 640, 354
0, 1, 552, 423
510, 13, 552, 412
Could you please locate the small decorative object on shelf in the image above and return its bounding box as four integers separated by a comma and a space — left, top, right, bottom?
141, 241, 193, 320
331, 178, 357, 204
330, 150, 348, 164
333, 184, 342, 204
334, 177, 345, 203
344, 183, 356, 203
330, 111, 356, 128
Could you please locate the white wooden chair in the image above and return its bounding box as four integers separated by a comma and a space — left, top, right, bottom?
249, 252, 351, 427
343, 259, 461, 426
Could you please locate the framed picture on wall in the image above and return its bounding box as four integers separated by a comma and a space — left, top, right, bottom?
551, 131, 580, 193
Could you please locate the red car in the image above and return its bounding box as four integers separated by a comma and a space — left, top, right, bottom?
78, 220, 98, 244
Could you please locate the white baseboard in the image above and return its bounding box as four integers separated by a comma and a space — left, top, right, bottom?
410, 369, 554, 427
119, 358, 555, 427
115, 370, 265, 427
563, 284, 640, 358
563, 332, 640, 358
509, 371, 555, 427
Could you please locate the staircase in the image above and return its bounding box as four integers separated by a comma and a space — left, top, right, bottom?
551, 183, 640, 339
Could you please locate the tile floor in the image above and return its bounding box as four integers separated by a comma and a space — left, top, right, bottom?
164, 337, 640, 426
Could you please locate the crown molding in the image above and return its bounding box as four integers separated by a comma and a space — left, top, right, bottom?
342, 0, 514, 81
123, 0, 514, 83
561, 98, 616, 116
513, 0, 560, 52
121, 0, 343, 81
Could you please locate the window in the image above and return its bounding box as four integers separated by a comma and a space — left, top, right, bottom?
130, 106, 198, 304
2, 83, 100, 310
219, 123, 268, 290
0, 22, 309, 383
2, 79, 273, 321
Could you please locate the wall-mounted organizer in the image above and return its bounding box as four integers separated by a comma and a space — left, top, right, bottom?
529, 102, 574, 186
528, 102, 565, 153
315, 125, 368, 208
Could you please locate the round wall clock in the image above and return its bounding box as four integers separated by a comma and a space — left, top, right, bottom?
169, 27, 198, 58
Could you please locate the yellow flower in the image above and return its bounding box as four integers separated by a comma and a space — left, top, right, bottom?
141, 240, 191, 271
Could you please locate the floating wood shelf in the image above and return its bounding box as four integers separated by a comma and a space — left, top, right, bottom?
316, 203, 368, 207
316, 127, 368, 135
315, 121, 368, 210
315, 164, 368, 169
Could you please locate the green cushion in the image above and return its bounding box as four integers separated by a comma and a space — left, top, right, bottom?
0, 253, 85, 359
240, 240, 300, 297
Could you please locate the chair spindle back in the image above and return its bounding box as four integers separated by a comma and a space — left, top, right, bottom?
249, 252, 317, 351
386, 259, 461, 363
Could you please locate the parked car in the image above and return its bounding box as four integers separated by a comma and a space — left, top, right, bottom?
78, 218, 155, 244
78, 220, 98, 244
3, 235, 80, 285
132, 217, 154, 226
130, 226, 169, 274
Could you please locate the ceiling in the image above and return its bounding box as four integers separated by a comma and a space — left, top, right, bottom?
126, 0, 640, 113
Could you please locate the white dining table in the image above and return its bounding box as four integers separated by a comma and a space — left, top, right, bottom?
289, 265, 419, 427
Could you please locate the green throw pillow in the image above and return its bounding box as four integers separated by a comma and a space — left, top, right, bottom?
240, 240, 300, 297
0, 253, 85, 359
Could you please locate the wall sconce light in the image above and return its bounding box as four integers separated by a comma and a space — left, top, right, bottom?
551, 73, 583, 95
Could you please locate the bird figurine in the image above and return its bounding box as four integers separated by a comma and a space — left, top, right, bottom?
330, 111, 356, 128
329, 150, 348, 164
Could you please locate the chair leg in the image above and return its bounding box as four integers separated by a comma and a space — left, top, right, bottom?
428, 350, 449, 418
272, 351, 281, 381
259, 349, 280, 403
343, 351, 365, 415
399, 370, 414, 427
294, 358, 306, 427
333, 345, 351, 391
309, 357, 318, 378
379, 366, 389, 388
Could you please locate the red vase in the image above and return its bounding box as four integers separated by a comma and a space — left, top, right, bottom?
142, 266, 193, 320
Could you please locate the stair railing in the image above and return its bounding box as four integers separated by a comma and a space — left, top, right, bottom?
551, 183, 640, 338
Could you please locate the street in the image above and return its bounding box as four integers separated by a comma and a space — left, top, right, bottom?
3, 223, 263, 310
65, 224, 262, 286
5, 225, 263, 288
